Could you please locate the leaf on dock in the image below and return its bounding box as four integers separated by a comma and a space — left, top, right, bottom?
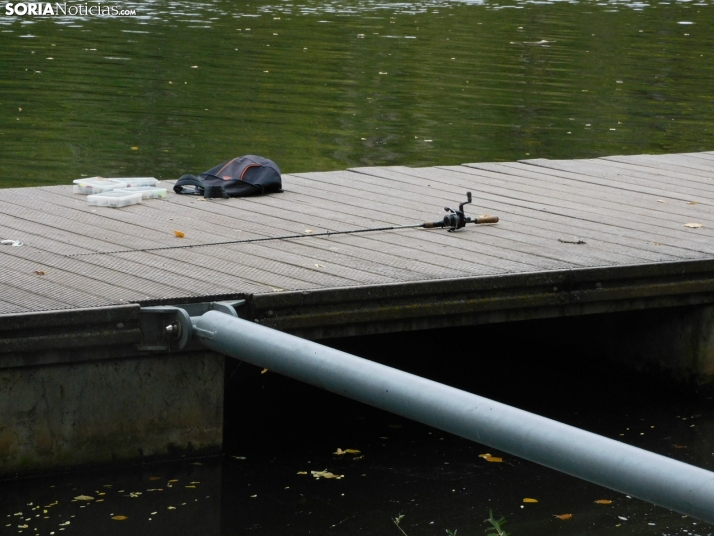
684, 223, 703, 228
173, 230, 185, 238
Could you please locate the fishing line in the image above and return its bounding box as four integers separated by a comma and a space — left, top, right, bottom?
65, 192, 498, 258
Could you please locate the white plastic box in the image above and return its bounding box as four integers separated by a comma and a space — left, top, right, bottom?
73, 177, 127, 195
114, 186, 167, 199
121, 177, 159, 187
87, 191, 143, 208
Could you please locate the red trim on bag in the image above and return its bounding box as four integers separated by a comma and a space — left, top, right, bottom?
240, 164, 260, 180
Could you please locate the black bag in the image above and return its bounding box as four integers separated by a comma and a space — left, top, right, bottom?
173, 155, 282, 198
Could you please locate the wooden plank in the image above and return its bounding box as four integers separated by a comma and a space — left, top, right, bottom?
301, 167, 684, 266
352, 166, 714, 255
345, 166, 695, 260
601, 154, 714, 177
0, 299, 31, 315
592, 158, 714, 190
465, 161, 714, 213
678, 152, 714, 163
520, 159, 714, 201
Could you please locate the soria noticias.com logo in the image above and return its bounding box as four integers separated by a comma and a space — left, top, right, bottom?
4, 2, 137, 16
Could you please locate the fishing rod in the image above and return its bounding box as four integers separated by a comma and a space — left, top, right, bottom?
422, 191, 499, 231
67, 192, 499, 257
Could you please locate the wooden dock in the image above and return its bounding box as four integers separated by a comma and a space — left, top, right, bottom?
3, 151, 714, 338
4, 150, 714, 475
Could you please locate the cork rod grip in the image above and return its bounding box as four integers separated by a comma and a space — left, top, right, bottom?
475, 216, 499, 224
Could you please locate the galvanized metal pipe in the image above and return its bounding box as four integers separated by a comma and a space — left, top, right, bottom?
194, 311, 714, 524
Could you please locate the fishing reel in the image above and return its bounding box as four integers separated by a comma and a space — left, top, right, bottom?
443, 192, 473, 231
423, 192, 498, 231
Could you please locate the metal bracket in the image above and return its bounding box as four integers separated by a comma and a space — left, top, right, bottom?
138, 300, 245, 352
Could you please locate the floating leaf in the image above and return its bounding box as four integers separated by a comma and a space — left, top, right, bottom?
168, 480, 178, 483
618, 516, 628, 521
311, 470, 344, 479
74, 495, 94, 501
684, 223, 703, 228
673, 444, 687, 448
479, 453, 503, 463
173, 230, 185, 238
594, 500, 612, 504
130, 147, 138, 151
185, 485, 196, 489
149, 476, 161, 481
167, 506, 176, 510
111, 516, 127, 521
523, 498, 538, 503
261, 368, 269, 374
333, 448, 361, 455
297, 471, 307, 475
554, 514, 572, 520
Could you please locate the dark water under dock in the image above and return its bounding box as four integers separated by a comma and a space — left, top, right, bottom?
2, 318, 714, 536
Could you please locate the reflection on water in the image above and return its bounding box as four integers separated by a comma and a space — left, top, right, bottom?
0, 0, 713, 187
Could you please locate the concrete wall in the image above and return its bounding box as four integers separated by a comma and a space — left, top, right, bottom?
596, 305, 714, 386
0, 350, 224, 477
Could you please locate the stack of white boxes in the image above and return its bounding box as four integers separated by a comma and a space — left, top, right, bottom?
72, 177, 167, 207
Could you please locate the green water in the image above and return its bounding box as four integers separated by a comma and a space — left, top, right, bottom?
0, 0, 713, 187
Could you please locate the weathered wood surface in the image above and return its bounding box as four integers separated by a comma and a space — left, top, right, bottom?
1, 151, 714, 317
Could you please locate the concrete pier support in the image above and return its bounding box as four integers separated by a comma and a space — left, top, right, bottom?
0, 351, 224, 477
554, 305, 714, 387
605, 305, 714, 386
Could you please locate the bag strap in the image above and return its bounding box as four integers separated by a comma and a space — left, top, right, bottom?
173, 174, 204, 196
173, 174, 228, 198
